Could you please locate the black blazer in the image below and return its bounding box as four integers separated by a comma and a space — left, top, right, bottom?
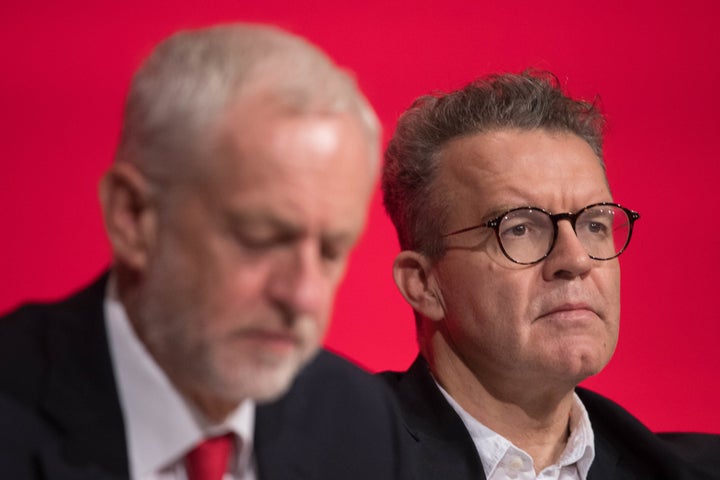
0, 275, 411, 480
380, 356, 720, 480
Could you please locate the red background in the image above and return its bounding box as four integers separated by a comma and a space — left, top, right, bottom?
2, 0, 719, 434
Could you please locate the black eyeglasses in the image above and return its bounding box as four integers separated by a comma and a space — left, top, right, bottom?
443, 202, 640, 265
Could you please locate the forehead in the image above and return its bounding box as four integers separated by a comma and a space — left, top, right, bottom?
212, 91, 373, 168
185, 93, 377, 230
435, 128, 610, 212
231, 101, 370, 176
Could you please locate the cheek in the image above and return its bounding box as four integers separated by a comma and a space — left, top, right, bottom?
438, 260, 529, 328
475, 265, 536, 317
597, 263, 621, 319
210, 267, 268, 314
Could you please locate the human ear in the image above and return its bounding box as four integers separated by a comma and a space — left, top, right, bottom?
98, 162, 157, 272
392, 250, 445, 322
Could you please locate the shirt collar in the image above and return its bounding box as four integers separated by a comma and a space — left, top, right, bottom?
561, 394, 595, 479
104, 276, 256, 479
436, 380, 595, 479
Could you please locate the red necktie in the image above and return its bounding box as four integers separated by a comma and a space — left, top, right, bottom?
185, 433, 235, 480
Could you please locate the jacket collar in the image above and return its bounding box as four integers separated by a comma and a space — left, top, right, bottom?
384, 355, 486, 480
387, 356, 631, 480
253, 352, 332, 480
39, 273, 129, 478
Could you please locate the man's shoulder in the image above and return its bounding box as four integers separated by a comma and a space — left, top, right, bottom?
658, 431, 720, 470
0, 274, 109, 407
300, 348, 374, 381
283, 349, 397, 409
0, 273, 108, 348
377, 365, 406, 386
576, 386, 691, 439
577, 387, 720, 479
255, 349, 413, 480
0, 274, 108, 334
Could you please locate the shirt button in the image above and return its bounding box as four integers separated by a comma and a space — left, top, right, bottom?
508, 456, 524, 470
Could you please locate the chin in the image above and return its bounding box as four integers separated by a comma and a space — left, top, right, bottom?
201, 339, 321, 404
549, 347, 611, 383
254, 362, 303, 401
222, 353, 310, 403
568, 358, 611, 385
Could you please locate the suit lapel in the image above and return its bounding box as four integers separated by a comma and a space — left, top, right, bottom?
254, 405, 317, 480
254, 373, 318, 480
587, 431, 626, 480
38, 275, 129, 479
390, 356, 486, 480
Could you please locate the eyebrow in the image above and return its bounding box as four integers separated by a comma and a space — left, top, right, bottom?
224, 209, 302, 234
224, 210, 358, 246
481, 204, 521, 221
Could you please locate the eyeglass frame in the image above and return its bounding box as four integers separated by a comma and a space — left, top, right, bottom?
442, 202, 641, 265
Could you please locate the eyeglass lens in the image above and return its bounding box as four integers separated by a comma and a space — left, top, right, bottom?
498, 205, 632, 264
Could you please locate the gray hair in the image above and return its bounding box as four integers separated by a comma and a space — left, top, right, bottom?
382, 71, 606, 259
115, 23, 380, 184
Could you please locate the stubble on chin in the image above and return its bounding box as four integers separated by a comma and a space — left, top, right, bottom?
203, 316, 322, 404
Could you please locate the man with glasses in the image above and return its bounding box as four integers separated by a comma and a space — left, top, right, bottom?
381, 71, 719, 479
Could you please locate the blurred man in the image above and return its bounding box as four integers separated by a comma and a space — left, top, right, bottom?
381, 71, 719, 479
0, 24, 409, 480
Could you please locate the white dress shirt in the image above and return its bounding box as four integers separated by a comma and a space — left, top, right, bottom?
437, 382, 595, 480
105, 279, 257, 480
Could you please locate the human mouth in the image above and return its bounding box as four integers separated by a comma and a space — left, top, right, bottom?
537, 303, 598, 323
239, 329, 301, 353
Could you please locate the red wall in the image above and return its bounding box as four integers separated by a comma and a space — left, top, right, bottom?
2, 0, 719, 433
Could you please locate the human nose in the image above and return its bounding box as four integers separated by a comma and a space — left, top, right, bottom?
542, 220, 593, 280
268, 241, 330, 319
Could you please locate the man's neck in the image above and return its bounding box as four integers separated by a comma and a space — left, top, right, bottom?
427, 345, 577, 472
181, 385, 241, 424
114, 269, 241, 424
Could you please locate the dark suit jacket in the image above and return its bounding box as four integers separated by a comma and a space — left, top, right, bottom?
0, 275, 411, 480
380, 356, 720, 480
